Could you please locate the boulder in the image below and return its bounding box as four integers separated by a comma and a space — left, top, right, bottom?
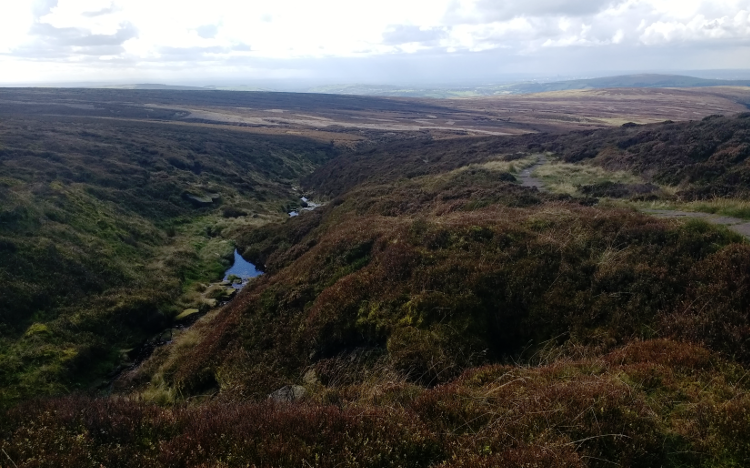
268, 385, 307, 403
175, 308, 200, 321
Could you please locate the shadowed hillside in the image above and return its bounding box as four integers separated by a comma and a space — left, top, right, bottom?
0, 114, 337, 405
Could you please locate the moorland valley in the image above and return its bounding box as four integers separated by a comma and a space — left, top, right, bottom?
2, 81, 750, 467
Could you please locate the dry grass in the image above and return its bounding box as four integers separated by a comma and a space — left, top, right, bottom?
533, 160, 645, 196
628, 197, 750, 220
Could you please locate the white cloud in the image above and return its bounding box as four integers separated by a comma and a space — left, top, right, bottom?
0, 2, 34, 53
0, 0, 748, 83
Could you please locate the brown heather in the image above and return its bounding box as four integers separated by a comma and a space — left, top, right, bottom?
3, 339, 750, 467
4, 100, 750, 467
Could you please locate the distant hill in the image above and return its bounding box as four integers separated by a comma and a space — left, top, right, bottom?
104, 83, 208, 90
505, 74, 750, 94
306, 74, 750, 98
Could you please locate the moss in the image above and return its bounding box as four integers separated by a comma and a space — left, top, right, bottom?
23, 323, 51, 339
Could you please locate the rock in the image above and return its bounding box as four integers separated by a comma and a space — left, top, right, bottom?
182, 192, 222, 207
269, 385, 307, 403
219, 280, 231, 286
205, 284, 238, 300
303, 369, 319, 385
183, 193, 214, 206
175, 308, 200, 321
202, 298, 218, 308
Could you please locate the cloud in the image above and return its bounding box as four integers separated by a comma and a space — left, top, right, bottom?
11, 22, 137, 58
32, 0, 58, 17
446, 0, 626, 23
1, 0, 749, 85
195, 24, 219, 39
382, 25, 447, 46
31, 22, 137, 47
82, 6, 117, 18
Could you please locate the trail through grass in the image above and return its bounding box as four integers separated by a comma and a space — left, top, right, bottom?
532, 159, 645, 195
627, 198, 750, 220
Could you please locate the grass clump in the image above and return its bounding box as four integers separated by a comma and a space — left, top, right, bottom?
631, 197, 750, 220
533, 159, 645, 196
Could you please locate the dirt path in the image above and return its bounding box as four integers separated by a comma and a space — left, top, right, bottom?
514, 157, 750, 240
644, 209, 750, 239
519, 154, 548, 191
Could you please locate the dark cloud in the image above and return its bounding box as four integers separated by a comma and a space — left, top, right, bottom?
382, 25, 447, 46
196, 24, 219, 39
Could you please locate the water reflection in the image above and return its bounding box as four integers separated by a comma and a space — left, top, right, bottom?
223, 249, 262, 288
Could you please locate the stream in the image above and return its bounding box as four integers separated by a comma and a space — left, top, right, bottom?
290, 197, 322, 217
224, 249, 262, 288
108, 197, 324, 388
104, 249, 264, 390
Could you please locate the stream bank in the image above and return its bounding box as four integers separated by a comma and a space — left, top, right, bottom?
102, 249, 263, 390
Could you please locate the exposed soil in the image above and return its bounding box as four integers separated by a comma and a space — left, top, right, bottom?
519, 154, 548, 191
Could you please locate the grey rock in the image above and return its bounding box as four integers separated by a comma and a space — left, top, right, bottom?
269, 385, 307, 403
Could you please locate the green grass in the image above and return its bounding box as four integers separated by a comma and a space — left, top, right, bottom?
626, 197, 750, 220
0, 115, 337, 407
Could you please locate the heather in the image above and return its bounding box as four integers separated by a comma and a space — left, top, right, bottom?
3, 97, 750, 466
2, 339, 750, 467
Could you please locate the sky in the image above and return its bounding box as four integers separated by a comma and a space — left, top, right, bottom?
0, 0, 749, 86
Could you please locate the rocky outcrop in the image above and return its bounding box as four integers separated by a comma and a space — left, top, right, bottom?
268, 385, 307, 403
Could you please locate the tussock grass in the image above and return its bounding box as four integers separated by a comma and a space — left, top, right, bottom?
630, 197, 750, 220
533, 160, 644, 195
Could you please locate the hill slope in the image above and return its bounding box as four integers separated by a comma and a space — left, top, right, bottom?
0, 113, 336, 405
